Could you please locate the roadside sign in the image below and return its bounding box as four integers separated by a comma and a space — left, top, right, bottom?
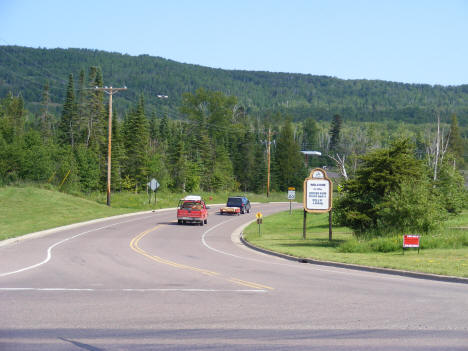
287, 187, 296, 200
403, 235, 420, 254
150, 178, 160, 191
403, 235, 420, 248
256, 213, 263, 235
303, 168, 332, 213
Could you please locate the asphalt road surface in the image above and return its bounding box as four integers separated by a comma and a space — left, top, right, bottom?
1, 202, 467, 350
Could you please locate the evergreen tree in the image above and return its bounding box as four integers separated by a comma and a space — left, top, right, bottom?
111, 112, 125, 191
329, 114, 342, 152
232, 129, 256, 191
76, 69, 87, 144
274, 119, 306, 191
58, 74, 77, 146
0, 93, 26, 183
302, 117, 320, 150
85, 67, 106, 149
167, 135, 187, 191
334, 138, 442, 235
39, 81, 52, 142
74, 144, 100, 192
123, 95, 149, 190
447, 114, 465, 168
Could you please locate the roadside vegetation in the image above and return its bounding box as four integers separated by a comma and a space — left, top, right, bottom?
1, 50, 467, 279
243, 209, 468, 278
0, 184, 290, 240
244, 137, 468, 278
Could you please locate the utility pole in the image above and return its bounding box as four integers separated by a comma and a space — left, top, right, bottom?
267, 127, 271, 197
94, 86, 127, 206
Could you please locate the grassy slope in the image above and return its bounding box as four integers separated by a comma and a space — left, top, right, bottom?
0, 186, 291, 240
0, 186, 135, 240
243, 209, 468, 278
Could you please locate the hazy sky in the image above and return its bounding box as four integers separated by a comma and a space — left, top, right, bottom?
1, 0, 467, 86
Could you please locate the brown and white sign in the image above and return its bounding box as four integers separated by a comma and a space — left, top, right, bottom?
303, 168, 333, 213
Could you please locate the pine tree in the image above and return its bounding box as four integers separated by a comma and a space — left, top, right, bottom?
167, 134, 187, 191
302, 117, 320, 151
111, 112, 125, 191
274, 119, 306, 191
58, 74, 77, 146
39, 81, 52, 142
123, 95, 149, 190
447, 114, 465, 168
329, 114, 342, 152
85, 67, 106, 149
76, 69, 86, 144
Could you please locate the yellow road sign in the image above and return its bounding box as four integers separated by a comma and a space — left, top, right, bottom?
256, 212, 263, 219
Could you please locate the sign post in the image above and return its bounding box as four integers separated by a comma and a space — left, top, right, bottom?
287, 187, 296, 214
256, 212, 263, 236
303, 168, 333, 239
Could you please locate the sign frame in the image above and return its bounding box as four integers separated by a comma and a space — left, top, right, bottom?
303, 168, 333, 213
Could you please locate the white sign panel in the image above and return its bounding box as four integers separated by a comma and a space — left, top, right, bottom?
303, 168, 332, 213
150, 178, 160, 191
288, 190, 296, 200
305, 179, 330, 210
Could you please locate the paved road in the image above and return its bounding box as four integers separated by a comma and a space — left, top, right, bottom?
1, 203, 467, 350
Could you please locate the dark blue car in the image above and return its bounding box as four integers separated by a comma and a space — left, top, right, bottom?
226, 196, 251, 214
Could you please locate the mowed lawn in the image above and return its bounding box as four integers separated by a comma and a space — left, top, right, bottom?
0, 186, 134, 240
0, 186, 294, 240
243, 209, 468, 278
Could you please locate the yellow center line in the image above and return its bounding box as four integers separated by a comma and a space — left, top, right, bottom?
130, 225, 219, 276
129, 225, 274, 290
228, 278, 274, 290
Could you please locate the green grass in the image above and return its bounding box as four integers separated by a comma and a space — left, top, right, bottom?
85, 190, 296, 210
0, 185, 295, 240
0, 186, 138, 240
243, 209, 468, 278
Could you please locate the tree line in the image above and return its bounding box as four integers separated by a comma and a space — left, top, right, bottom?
1, 46, 467, 127
0, 67, 312, 194
1, 64, 466, 238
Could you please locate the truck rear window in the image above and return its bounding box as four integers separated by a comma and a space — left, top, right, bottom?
181, 201, 203, 209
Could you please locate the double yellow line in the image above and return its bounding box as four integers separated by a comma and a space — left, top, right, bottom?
129, 225, 274, 291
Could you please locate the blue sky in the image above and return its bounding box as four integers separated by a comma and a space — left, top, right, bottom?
1, 0, 467, 86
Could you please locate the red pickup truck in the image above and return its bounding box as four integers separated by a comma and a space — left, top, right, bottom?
177, 195, 208, 226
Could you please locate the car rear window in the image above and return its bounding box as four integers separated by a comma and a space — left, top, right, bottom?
227, 198, 242, 205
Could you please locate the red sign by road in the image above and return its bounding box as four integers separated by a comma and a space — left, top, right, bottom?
403, 235, 420, 248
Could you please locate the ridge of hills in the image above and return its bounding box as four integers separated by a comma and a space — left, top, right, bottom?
0, 45, 467, 125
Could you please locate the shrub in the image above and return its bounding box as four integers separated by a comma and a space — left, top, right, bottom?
334, 138, 449, 237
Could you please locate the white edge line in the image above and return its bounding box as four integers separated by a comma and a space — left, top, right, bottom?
0, 208, 177, 248
203, 208, 447, 285
0, 288, 267, 292
0, 215, 157, 277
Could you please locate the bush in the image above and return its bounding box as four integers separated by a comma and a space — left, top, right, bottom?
334, 138, 450, 237
377, 179, 446, 234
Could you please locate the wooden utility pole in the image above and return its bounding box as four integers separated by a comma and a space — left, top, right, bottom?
267, 127, 271, 197
94, 86, 127, 206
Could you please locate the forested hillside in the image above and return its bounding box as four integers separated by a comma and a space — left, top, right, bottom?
1, 45, 467, 125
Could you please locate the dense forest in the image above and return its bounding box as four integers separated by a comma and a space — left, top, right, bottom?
1, 45, 468, 126
0, 45, 466, 199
